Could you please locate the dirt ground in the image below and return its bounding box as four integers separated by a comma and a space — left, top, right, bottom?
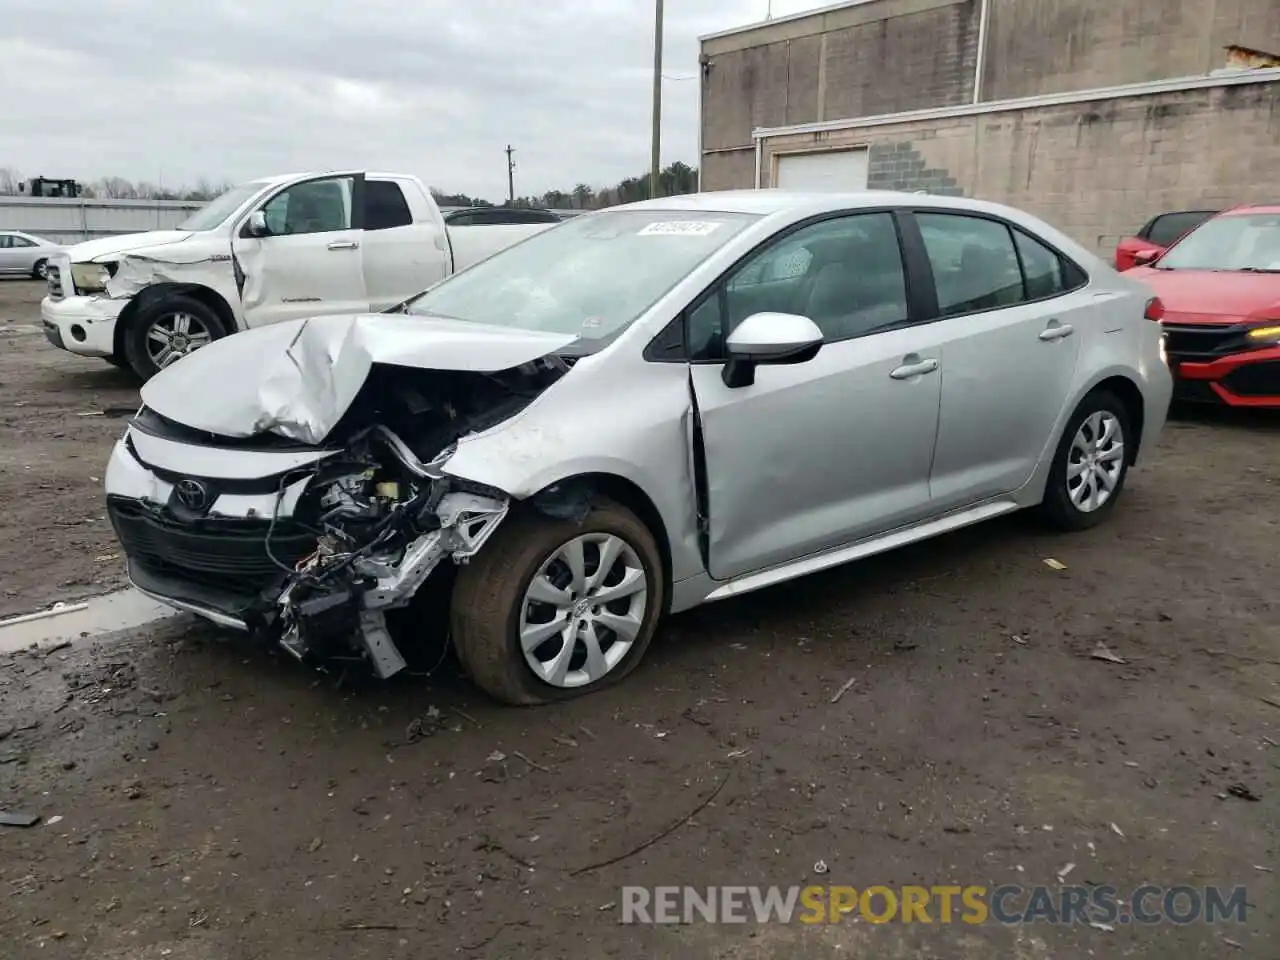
0, 276, 1276, 959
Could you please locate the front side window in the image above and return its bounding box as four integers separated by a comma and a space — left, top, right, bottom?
261, 176, 354, 236
406, 210, 758, 349
177, 181, 269, 231
917, 213, 1025, 316
1155, 213, 1280, 272
688, 212, 910, 356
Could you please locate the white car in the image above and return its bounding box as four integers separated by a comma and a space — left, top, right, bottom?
104, 190, 1172, 704
0, 230, 62, 279
40, 171, 556, 379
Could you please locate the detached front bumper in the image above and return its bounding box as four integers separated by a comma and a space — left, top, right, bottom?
42, 294, 124, 359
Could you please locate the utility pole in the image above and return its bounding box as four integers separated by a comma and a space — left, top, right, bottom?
650, 0, 664, 199
505, 144, 515, 204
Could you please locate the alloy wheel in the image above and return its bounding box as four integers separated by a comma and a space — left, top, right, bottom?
145, 312, 213, 369
518, 533, 648, 688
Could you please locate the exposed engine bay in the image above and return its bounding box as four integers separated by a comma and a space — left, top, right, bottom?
116, 354, 573, 679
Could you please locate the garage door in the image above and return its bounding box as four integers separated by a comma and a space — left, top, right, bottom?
775, 149, 869, 192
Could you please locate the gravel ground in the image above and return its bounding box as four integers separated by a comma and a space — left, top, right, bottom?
0, 277, 1277, 958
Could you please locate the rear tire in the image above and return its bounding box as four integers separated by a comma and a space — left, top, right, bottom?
450, 498, 664, 705
1039, 390, 1132, 531
123, 295, 227, 381
31, 259, 48, 280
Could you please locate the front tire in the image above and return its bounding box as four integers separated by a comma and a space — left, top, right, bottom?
123, 295, 227, 381
1039, 390, 1132, 531
451, 498, 665, 705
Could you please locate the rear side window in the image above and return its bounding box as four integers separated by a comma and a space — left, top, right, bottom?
1144, 211, 1214, 247
917, 213, 1024, 316
365, 180, 413, 231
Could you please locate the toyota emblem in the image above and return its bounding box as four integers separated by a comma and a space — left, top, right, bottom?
174, 478, 209, 511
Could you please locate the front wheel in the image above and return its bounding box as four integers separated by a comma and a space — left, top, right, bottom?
123, 295, 227, 381
451, 498, 665, 705
1039, 390, 1132, 531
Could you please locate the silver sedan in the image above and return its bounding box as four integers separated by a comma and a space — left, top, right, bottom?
104, 190, 1173, 704
0, 230, 62, 279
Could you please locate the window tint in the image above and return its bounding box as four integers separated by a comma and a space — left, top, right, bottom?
261, 176, 353, 236
1145, 211, 1214, 247
719, 212, 908, 345
365, 180, 413, 231
918, 214, 1024, 316
0, 235, 11, 249
1013, 230, 1067, 299
13, 236, 36, 247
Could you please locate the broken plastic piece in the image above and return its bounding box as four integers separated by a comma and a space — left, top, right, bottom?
0, 811, 41, 828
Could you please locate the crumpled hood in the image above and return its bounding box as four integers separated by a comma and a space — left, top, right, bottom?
1130, 267, 1280, 321
64, 230, 194, 264
139, 313, 576, 445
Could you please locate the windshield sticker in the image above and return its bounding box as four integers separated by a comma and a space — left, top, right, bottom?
637, 221, 724, 237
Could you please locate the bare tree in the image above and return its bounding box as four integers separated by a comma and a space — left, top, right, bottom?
0, 168, 22, 195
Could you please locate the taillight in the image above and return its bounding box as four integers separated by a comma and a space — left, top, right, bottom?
1144, 297, 1165, 322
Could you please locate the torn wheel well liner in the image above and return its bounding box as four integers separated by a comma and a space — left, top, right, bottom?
527, 473, 673, 614
113, 283, 238, 358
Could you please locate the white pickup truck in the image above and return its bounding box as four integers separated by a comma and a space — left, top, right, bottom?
41, 171, 557, 379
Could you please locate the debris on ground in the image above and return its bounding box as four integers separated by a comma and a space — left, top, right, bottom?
830, 676, 857, 703
1043, 558, 1068, 571
0, 810, 41, 827
1090, 642, 1128, 665
813, 859, 829, 874
1223, 783, 1261, 802
1110, 822, 1126, 838
1057, 862, 1075, 880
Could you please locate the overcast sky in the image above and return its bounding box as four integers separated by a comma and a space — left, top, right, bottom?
0, 0, 826, 199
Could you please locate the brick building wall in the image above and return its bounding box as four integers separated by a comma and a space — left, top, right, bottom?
756, 79, 1280, 254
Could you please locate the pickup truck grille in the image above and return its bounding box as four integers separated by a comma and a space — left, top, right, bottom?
46, 264, 64, 299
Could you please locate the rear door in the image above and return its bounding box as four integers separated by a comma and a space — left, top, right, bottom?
909, 211, 1087, 510
232, 173, 368, 327
361, 177, 449, 311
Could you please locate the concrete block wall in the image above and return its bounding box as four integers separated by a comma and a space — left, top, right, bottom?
757, 79, 1280, 254
983, 0, 1280, 100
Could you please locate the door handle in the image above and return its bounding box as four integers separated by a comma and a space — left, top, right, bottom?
327, 240, 360, 251
1039, 322, 1074, 341
889, 357, 939, 380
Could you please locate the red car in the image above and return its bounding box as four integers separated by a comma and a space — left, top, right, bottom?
1126, 204, 1280, 408
1114, 209, 1217, 271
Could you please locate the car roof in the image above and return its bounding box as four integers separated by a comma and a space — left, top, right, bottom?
617, 189, 1032, 220
1219, 203, 1280, 217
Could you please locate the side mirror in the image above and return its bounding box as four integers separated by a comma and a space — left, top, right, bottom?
722, 312, 823, 388
1132, 248, 1161, 267
244, 210, 270, 238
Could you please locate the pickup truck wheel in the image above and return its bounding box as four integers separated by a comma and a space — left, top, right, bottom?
124, 295, 227, 381
450, 499, 664, 705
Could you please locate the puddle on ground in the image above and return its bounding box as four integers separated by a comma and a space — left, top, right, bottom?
0, 590, 180, 654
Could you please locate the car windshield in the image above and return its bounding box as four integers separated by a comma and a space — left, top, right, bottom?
176, 181, 269, 231
406, 209, 759, 345
1156, 213, 1280, 272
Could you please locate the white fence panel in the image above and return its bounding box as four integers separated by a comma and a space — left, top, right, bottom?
0, 197, 205, 244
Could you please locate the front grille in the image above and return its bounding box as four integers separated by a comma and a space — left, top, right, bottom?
1162, 322, 1250, 361
1223, 361, 1280, 398
46, 265, 64, 299
107, 495, 316, 593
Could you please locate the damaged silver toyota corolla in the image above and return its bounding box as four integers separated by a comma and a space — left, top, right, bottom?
104, 191, 1171, 704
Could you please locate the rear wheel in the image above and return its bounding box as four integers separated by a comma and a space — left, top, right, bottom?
123, 295, 227, 381
31, 259, 48, 280
451, 498, 664, 705
1039, 390, 1132, 531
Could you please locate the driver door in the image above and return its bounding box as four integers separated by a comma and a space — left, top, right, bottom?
688, 211, 943, 581
232, 173, 369, 327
